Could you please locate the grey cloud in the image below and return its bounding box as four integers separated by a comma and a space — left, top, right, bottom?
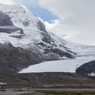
39, 0, 95, 45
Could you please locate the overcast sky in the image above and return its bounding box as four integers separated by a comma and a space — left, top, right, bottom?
0, 0, 95, 45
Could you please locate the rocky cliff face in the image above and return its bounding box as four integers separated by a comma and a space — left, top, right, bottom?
0, 11, 13, 26
76, 60, 95, 76
0, 43, 45, 73
0, 11, 23, 34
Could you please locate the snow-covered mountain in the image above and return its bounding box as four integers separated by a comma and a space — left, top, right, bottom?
0, 4, 94, 58
0, 4, 95, 73
0, 4, 76, 59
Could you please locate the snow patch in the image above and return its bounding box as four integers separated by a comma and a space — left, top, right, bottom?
88, 72, 95, 76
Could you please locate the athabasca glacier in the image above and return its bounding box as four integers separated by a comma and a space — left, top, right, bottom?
20, 57, 94, 73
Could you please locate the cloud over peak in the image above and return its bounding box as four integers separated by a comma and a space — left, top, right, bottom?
39, 0, 95, 45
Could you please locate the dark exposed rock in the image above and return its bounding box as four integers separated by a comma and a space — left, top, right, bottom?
42, 32, 54, 44
0, 26, 23, 34
36, 42, 75, 59
36, 41, 76, 59
0, 11, 23, 34
0, 11, 13, 26
37, 42, 46, 47
51, 48, 75, 59
23, 20, 30, 27
66, 50, 77, 55
59, 44, 69, 49
37, 20, 47, 32
9, 35, 24, 39
42, 36, 51, 44
0, 43, 45, 73
76, 60, 95, 76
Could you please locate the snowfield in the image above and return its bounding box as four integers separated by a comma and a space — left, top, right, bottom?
20, 58, 94, 73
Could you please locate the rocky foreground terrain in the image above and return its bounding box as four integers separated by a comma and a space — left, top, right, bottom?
0, 72, 95, 88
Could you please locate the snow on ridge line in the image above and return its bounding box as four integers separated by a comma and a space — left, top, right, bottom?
0, 4, 43, 47
19, 58, 94, 73
0, 3, 39, 27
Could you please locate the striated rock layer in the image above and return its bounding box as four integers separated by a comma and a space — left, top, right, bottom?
0, 11, 23, 34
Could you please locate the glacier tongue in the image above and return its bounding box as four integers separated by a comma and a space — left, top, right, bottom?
20, 57, 94, 73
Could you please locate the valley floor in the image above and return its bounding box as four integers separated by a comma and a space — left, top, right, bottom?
0, 89, 34, 95
2, 88, 95, 95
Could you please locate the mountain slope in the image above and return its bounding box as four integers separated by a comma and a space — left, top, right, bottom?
0, 4, 76, 59
0, 43, 46, 73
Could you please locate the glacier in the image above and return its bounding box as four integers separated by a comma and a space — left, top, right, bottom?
20, 57, 95, 73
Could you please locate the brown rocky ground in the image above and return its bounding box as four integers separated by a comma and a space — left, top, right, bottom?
0, 43, 45, 74
0, 72, 95, 88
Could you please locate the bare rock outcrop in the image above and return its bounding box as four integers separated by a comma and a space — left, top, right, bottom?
0, 11, 23, 34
